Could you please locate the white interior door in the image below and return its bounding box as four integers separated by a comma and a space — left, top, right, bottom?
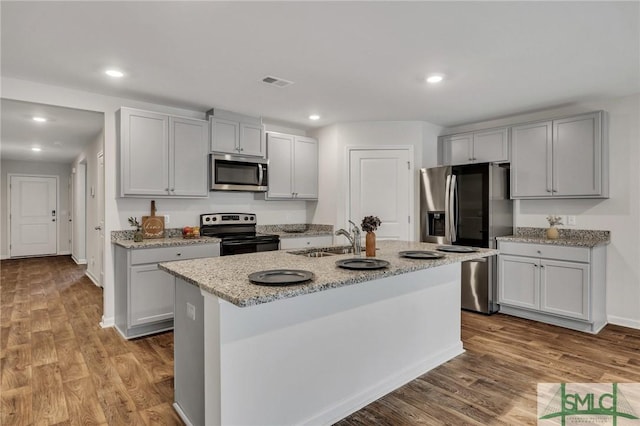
97, 152, 105, 286
10, 175, 58, 257
349, 149, 411, 240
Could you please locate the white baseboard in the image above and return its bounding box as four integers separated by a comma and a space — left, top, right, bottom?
0, 255, 8, 260
71, 255, 87, 265
607, 315, 640, 330
59, 250, 71, 255
85, 270, 102, 287
100, 316, 115, 328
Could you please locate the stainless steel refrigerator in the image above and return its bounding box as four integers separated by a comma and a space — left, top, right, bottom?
419, 163, 513, 314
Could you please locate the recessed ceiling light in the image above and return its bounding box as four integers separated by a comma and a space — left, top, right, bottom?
309, 114, 320, 121
426, 74, 444, 84
31, 147, 42, 152
105, 69, 124, 78
32, 116, 47, 122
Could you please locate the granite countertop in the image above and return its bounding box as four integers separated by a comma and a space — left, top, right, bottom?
112, 236, 221, 249
496, 227, 610, 248
257, 224, 333, 238
159, 240, 498, 308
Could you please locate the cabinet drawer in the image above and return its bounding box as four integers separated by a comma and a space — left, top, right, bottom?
498, 241, 589, 263
280, 236, 333, 250
131, 243, 218, 265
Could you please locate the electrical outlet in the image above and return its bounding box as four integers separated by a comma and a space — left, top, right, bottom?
187, 303, 196, 321
567, 215, 576, 226
164, 214, 170, 224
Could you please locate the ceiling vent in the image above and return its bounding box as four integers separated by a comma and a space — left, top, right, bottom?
261, 75, 294, 88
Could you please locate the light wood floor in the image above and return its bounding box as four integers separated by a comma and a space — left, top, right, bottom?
2, 256, 639, 425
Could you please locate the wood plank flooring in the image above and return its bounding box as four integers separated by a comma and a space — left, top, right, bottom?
1, 256, 181, 426
2, 255, 639, 425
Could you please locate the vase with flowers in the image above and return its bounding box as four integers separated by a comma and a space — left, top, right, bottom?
546, 215, 563, 240
128, 217, 143, 242
361, 215, 382, 257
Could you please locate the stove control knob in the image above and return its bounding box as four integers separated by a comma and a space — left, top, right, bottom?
205, 217, 210, 222
212, 217, 217, 221
244, 216, 249, 221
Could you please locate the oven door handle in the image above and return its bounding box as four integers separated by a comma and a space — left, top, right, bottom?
223, 241, 259, 246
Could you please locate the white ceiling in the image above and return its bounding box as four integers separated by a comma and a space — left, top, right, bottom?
1, 1, 639, 132
1, 99, 104, 163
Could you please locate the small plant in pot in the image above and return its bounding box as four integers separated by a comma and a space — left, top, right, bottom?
361, 216, 382, 257
128, 217, 143, 242
545, 215, 563, 240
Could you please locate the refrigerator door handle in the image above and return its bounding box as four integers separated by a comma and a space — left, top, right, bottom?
450, 174, 457, 243
444, 175, 451, 242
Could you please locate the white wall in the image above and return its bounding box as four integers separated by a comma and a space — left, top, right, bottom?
444, 93, 640, 329
309, 121, 443, 242
1, 77, 310, 328
1, 159, 72, 258
73, 129, 104, 280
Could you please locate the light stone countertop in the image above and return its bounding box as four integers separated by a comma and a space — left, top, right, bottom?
112, 236, 221, 249
496, 227, 610, 248
159, 240, 498, 307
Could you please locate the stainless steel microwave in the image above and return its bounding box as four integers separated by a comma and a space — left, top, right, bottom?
210, 154, 268, 192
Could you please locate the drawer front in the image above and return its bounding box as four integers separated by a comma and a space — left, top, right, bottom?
131, 243, 219, 264
498, 241, 589, 263
280, 236, 333, 250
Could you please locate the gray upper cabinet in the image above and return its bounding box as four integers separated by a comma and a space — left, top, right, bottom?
266, 132, 318, 200
119, 108, 170, 196
441, 127, 509, 165
511, 111, 607, 199
170, 117, 209, 197
118, 107, 208, 198
209, 110, 265, 157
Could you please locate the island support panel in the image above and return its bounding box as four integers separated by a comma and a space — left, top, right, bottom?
202, 263, 463, 425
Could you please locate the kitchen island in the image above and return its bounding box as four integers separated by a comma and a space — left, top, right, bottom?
159, 240, 497, 426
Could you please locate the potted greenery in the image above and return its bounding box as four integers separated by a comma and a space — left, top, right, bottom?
128, 217, 143, 242
361, 215, 382, 257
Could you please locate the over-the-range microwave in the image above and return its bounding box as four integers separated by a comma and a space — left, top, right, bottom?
210, 154, 268, 192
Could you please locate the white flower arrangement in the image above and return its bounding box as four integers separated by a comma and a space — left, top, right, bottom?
546, 215, 563, 226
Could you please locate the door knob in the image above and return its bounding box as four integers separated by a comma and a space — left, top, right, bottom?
95, 226, 102, 231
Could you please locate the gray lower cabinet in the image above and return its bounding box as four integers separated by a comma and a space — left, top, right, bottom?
511, 111, 608, 199
497, 241, 606, 333
114, 243, 219, 339
280, 235, 333, 250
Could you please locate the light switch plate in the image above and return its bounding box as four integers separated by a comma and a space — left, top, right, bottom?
567, 215, 576, 226
164, 214, 170, 224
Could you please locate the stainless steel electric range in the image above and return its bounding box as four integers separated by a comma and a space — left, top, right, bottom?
199, 213, 280, 256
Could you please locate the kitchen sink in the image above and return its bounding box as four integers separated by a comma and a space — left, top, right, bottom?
289, 245, 354, 257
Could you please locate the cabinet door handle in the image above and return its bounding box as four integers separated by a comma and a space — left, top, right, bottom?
540, 264, 545, 268
176, 253, 182, 257
537, 250, 541, 254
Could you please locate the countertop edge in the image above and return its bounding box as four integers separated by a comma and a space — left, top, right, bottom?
113, 237, 221, 249
159, 246, 498, 308
496, 235, 610, 248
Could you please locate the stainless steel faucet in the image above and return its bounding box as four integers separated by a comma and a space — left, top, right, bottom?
335, 220, 362, 256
